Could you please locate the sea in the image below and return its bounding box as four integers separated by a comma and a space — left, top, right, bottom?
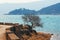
0, 15, 60, 40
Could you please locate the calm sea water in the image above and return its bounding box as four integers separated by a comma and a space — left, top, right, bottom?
0, 15, 60, 34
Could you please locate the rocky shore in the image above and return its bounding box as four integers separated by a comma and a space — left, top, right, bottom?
0, 23, 53, 40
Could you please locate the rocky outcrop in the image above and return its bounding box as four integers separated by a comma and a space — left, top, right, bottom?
8, 24, 52, 40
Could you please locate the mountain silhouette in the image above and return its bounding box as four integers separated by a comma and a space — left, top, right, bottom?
8, 3, 60, 15
38, 3, 60, 15
8, 8, 37, 15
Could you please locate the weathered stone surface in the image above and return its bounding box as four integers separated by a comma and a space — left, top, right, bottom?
6, 24, 52, 40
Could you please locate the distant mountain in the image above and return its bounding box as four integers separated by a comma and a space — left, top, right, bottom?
8, 3, 60, 15
8, 8, 37, 15
38, 3, 60, 15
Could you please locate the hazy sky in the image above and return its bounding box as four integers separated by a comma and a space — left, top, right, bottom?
0, 0, 40, 3
0, 0, 60, 15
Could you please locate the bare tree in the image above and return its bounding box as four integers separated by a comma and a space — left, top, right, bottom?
22, 15, 43, 28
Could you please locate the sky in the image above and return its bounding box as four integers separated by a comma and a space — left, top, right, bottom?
0, 0, 60, 15
0, 0, 40, 3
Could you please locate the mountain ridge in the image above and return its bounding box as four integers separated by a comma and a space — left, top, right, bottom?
38, 3, 60, 15
8, 3, 60, 15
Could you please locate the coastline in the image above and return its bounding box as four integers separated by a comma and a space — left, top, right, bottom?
0, 22, 60, 40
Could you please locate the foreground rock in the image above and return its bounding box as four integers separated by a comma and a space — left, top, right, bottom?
0, 24, 53, 40
21, 32, 52, 40
0, 25, 12, 40
7, 24, 52, 40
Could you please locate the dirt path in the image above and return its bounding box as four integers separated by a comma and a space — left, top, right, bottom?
0, 25, 12, 40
